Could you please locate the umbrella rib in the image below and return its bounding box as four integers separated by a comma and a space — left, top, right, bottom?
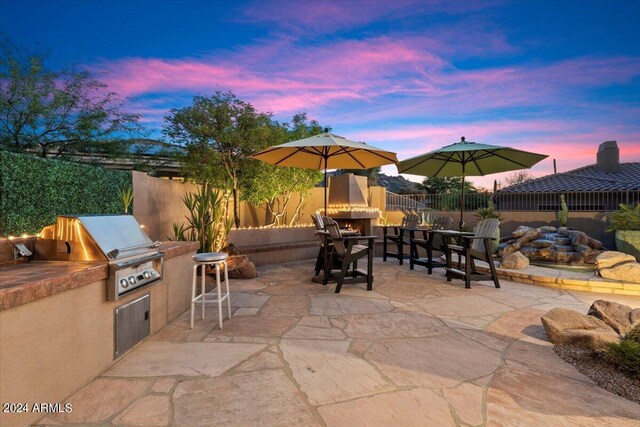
432, 151, 457, 176
344, 149, 366, 168
274, 147, 307, 166
360, 148, 397, 163
400, 151, 449, 172
486, 149, 531, 168
252, 146, 283, 156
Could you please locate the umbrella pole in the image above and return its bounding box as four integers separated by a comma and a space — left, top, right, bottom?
459, 173, 465, 231
324, 157, 328, 216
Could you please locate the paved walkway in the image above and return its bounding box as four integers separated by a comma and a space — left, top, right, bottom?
40, 259, 640, 426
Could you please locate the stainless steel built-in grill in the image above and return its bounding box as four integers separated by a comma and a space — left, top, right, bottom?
35, 215, 164, 300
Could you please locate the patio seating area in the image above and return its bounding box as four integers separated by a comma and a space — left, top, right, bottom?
36, 258, 640, 426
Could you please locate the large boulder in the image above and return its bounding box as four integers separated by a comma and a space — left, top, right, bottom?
595, 251, 636, 269
224, 255, 258, 279
500, 251, 529, 269
587, 300, 640, 335
598, 262, 640, 283
596, 251, 640, 283
541, 308, 620, 349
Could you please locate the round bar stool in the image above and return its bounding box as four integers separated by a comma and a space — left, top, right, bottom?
190, 252, 231, 329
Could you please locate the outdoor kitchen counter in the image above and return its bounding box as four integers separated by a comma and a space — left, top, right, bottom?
0, 241, 198, 311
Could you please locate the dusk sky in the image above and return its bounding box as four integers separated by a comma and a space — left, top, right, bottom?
2, 0, 640, 188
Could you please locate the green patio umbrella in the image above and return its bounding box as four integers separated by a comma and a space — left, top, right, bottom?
250, 131, 398, 214
397, 137, 548, 230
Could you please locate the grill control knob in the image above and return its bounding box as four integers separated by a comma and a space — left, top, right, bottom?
143, 271, 151, 279
128, 276, 136, 285
120, 278, 129, 288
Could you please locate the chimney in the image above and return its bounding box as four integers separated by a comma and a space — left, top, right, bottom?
596, 141, 620, 172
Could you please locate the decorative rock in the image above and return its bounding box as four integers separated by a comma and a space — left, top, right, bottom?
225, 255, 258, 279
587, 300, 640, 335
500, 251, 530, 269
557, 227, 569, 234
512, 226, 534, 237
574, 244, 592, 254
531, 239, 554, 248
223, 243, 241, 255
598, 262, 640, 284
596, 251, 637, 269
519, 247, 539, 258
568, 230, 589, 246
538, 225, 557, 232
541, 308, 620, 349
516, 229, 541, 245
552, 244, 574, 253
588, 237, 604, 249
553, 236, 572, 245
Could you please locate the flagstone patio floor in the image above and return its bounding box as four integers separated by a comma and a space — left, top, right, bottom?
38, 259, 640, 426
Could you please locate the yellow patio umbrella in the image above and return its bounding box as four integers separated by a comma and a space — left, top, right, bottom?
250, 131, 398, 214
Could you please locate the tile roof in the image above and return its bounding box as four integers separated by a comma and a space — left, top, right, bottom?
498, 162, 640, 193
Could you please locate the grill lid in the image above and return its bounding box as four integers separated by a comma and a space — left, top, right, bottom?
40, 214, 159, 261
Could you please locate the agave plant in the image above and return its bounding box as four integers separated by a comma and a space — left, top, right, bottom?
475, 198, 503, 221
169, 184, 233, 253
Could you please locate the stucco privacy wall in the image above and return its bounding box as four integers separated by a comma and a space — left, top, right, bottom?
0, 252, 194, 427
132, 171, 200, 241
130, 173, 615, 250
132, 171, 387, 235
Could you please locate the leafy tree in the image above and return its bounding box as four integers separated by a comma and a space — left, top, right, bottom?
164, 92, 274, 227
504, 170, 533, 187
417, 176, 477, 194
241, 114, 324, 226
0, 36, 140, 157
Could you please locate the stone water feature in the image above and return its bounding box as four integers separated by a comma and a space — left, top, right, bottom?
497, 225, 606, 265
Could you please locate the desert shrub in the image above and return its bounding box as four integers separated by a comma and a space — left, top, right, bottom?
607, 203, 640, 231
624, 323, 640, 344
605, 339, 640, 376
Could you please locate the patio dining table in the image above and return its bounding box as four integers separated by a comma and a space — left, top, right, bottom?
408, 227, 458, 274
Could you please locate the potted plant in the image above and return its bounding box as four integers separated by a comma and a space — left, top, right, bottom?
474, 199, 503, 253
608, 203, 640, 261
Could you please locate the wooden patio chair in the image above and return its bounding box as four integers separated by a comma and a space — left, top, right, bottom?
409, 215, 454, 274
322, 217, 376, 293
383, 213, 420, 265
442, 218, 500, 289
311, 214, 329, 275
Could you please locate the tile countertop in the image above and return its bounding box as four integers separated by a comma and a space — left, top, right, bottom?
0, 241, 199, 311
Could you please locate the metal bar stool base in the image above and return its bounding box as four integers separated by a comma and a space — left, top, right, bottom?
190, 253, 231, 329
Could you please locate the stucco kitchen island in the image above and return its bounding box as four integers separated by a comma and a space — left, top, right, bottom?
0, 241, 198, 427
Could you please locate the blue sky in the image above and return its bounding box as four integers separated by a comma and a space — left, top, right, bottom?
2, 0, 639, 187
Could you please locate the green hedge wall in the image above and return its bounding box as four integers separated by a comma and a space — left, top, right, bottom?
0, 151, 132, 235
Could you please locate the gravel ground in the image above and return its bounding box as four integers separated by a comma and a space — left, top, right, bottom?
555, 345, 640, 404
